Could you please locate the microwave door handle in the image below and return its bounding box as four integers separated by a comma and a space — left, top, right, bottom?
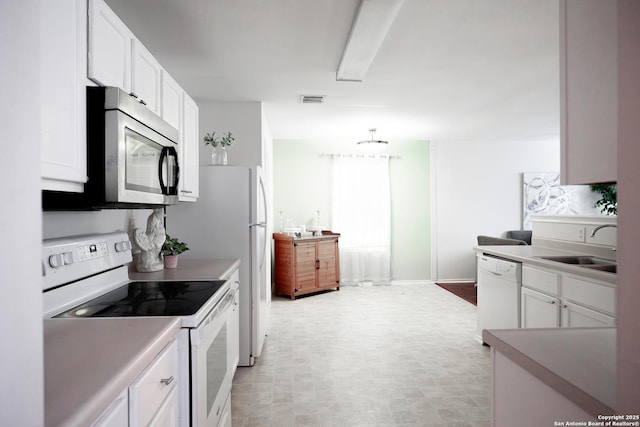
169, 147, 179, 194
158, 146, 179, 195
158, 147, 169, 194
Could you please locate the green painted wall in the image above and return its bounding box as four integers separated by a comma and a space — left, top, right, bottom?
273, 139, 430, 281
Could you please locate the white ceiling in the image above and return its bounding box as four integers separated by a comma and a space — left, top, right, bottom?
105, 0, 560, 144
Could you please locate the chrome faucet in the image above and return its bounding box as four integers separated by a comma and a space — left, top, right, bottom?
590, 224, 617, 237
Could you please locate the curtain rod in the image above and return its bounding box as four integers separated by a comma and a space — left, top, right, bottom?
319, 152, 401, 159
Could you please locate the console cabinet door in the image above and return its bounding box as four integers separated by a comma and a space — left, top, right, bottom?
317, 239, 339, 289
294, 242, 318, 293
521, 287, 560, 328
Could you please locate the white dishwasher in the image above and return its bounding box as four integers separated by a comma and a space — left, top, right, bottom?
476, 254, 522, 344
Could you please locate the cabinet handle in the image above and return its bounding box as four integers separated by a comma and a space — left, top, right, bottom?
562, 304, 568, 309
548, 300, 556, 304
315, 259, 320, 269
181, 190, 193, 194
160, 376, 174, 386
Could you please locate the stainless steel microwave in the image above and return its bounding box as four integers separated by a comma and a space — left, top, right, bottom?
43, 86, 180, 210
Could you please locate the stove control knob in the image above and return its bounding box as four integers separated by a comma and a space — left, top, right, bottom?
48, 253, 65, 268
63, 252, 74, 265
115, 240, 132, 253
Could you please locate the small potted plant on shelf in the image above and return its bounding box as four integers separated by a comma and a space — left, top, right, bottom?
203, 131, 235, 165
161, 234, 189, 269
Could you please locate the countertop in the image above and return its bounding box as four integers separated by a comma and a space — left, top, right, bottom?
44, 317, 181, 427
129, 258, 240, 281
473, 245, 616, 284
483, 327, 616, 415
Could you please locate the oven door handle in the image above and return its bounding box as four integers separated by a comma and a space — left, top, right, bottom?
194, 292, 234, 342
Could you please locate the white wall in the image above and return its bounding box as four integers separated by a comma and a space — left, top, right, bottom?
197, 100, 267, 168
0, 1, 44, 424
43, 209, 154, 240
273, 139, 430, 281
433, 138, 560, 281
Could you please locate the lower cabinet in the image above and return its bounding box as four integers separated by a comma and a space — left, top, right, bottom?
273, 233, 340, 300
91, 390, 128, 427
521, 287, 560, 328
92, 337, 180, 427
129, 339, 180, 426
561, 300, 615, 327
521, 265, 616, 329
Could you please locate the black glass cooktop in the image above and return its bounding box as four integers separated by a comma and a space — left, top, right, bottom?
55, 280, 226, 318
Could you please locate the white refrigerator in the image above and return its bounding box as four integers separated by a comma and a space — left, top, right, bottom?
167, 165, 270, 366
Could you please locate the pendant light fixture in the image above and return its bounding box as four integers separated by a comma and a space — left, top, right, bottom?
356, 128, 389, 150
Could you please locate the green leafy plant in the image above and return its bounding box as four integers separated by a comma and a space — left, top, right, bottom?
161, 234, 189, 256
590, 184, 617, 215
203, 131, 235, 148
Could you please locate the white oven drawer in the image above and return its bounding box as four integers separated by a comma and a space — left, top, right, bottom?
129, 338, 179, 427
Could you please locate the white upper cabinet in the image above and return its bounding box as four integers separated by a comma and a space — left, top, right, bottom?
132, 40, 162, 115
161, 72, 199, 202
161, 71, 183, 132
560, 0, 617, 185
181, 94, 200, 201
40, 0, 87, 192
87, 0, 133, 92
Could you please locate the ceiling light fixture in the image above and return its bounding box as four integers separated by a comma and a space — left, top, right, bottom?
336, 0, 405, 82
357, 128, 389, 150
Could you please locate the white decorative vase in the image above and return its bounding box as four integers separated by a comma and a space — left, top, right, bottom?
211, 146, 228, 165
164, 255, 179, 269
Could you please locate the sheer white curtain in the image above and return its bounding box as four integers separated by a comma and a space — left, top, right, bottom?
331, 154, 391, 283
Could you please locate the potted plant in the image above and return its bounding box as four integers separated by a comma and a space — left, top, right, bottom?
161, 234, 189, 269
590, 184, 617, 215
203, 131, 235, 165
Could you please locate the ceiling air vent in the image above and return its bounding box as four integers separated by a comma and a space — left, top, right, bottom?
300, 95, 325, 104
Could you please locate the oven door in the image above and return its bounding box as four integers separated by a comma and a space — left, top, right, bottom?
105, 109, 179, 205
190, 289, 235, 427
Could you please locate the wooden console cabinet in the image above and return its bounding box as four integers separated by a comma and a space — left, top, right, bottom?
273, 233, 340, 300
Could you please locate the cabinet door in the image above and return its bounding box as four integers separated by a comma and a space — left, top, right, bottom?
40, 0, 87, 192
561, 300, 615, 328
132, 39, 162, 115
180, 94, 200, 201
145, 386, 179, 427
161, 71, 182, 132
129, 339, 179, 427
560, 0, 617, 184
521, 287, 560, 328
88, 0, 132, 91
317, 239, 338, 289
91, 390, 128, 427
294, 243, 317, 293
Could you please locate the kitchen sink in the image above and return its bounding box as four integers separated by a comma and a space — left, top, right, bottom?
538, 255, 617, 274
583, 264, 617, 273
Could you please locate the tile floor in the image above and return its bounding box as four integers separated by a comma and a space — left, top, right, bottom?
231, 283, 491, 427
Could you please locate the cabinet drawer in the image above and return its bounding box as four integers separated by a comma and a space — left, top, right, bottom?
129, 339, 179, 427
563, 275, 615, 314
522, 265, 559, 295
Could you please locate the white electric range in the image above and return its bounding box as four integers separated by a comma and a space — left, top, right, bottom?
42, 231, 238, 427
